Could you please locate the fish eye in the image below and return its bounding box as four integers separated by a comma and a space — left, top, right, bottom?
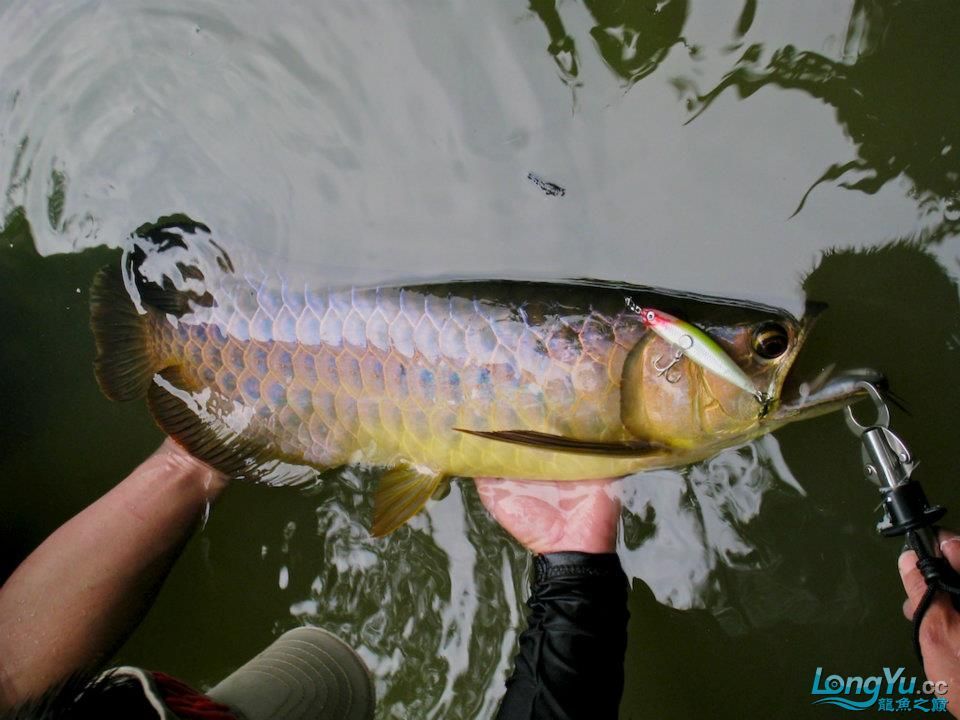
752, 323, 789, 359
645, 311, 655, 322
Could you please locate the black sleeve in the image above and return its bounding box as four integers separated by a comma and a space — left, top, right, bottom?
496, 552, 629, 720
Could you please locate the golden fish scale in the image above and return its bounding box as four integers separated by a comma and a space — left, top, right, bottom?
153, 285, 653, 480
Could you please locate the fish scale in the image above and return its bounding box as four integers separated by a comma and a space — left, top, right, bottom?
154, 282, 637, 479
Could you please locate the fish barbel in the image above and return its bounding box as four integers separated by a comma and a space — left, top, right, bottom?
90, 222, 880, 535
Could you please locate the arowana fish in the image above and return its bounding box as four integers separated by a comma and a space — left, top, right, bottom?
90, 221, 881, 535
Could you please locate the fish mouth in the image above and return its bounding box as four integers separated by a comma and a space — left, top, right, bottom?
770, 367, 887, 423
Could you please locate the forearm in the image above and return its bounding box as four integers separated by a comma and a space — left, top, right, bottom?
497, 552, 629, 720
0, 440, 226, 709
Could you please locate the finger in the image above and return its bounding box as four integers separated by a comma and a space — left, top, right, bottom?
939, 529, 960, 572
899, 538, 960, 654
474, 477, 552, 519
473, 477, 501, 515
473, 477, 513, 518
899, 550, 928, 619
156, 437, 227, 481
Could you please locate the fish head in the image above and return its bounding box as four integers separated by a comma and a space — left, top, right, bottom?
621, 298, 879, 451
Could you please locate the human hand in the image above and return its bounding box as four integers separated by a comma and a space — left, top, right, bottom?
149, 437, 228, 503
0, 438, 227, 709
898, 529, 960, 716
474, 477, 620, 554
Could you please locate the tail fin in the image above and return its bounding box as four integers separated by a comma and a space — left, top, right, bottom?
89, 265, 163, 401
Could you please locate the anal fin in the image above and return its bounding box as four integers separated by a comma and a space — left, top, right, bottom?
373, 464, 445, 537
147, 367, 315, 486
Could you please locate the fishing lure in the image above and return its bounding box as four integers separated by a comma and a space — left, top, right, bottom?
626, 298, 768, 406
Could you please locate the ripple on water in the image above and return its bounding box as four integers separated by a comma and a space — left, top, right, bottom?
268, 435, 815, 717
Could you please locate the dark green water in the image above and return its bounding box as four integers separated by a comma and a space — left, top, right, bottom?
2, 2, 959, 718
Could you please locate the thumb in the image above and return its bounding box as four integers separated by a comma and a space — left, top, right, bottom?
899, 550, 929, 620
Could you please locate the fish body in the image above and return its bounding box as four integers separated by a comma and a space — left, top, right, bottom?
155, 281, 659, 481
90, 222, 877, 534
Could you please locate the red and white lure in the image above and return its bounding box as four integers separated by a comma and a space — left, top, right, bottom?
626, 298, 767, 405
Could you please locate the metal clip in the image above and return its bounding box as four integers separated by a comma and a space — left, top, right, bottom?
845, 381, 916, 489
845, 382, 956, 664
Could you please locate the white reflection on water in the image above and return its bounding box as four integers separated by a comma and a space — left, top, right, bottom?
300, 467, 514, 718
0, 0, 945, 316
428, 482, 483, 719
275, 433, 805, 718
619, 434, 801, 611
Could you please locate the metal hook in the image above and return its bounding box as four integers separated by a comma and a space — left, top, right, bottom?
652, 333, 694, 384
844, 381, 891, 436
755, 390, 772, 417
653, 349, 684, 383
664, 366, 682, 384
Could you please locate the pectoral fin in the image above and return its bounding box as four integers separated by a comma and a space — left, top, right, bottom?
373, 465, 445, 537
454, 428, 663, 456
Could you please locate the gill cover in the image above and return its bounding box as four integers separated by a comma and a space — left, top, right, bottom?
620, 316, 803, 448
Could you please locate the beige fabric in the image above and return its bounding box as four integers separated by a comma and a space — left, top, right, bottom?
207, 627, 375, 720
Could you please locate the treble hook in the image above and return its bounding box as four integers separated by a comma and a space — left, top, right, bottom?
626, 297, 690, 384
653, 347, 685, 383
652, 331, 694, 384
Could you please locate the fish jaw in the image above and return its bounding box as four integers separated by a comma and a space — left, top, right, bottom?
765, 368, 886, 428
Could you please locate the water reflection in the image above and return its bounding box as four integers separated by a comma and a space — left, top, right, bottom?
1, 0, 939, 309
619, 435, 802, 614
528, 0, 689, 89
275, 468, 525, 720
799, 239, 960, 483
685, 0, 960, 237
266, 434, 813, 716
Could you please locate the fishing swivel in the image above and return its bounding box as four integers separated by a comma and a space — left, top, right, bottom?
845, 382, 960, 663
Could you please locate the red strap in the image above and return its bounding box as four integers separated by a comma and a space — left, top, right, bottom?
151, 671, 238, 720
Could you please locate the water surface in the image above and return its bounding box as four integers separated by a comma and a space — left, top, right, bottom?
2, 1, 959, 717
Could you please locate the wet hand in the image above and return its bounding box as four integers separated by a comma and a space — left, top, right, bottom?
898, 529, 960, 716
150, 437, 228, 504
474, 477, 620, 554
